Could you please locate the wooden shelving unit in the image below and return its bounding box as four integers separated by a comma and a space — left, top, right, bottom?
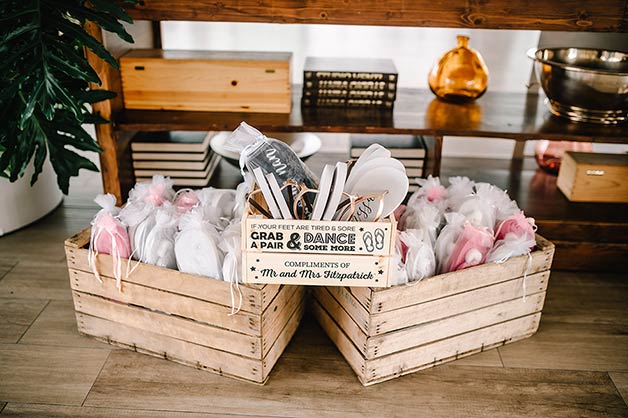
116, 87, 628, 144
88, 0, 628, 271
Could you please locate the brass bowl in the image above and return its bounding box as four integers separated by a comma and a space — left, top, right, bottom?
527, 47, 628, 125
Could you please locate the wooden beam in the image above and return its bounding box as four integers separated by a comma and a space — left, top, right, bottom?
124, 1, 627, 32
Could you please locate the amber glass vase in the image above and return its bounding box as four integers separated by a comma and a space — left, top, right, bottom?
428, 35, 489, 103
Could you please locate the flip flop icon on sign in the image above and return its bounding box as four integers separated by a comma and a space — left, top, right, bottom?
363, 231, 374, 253
374, 228, 385, 250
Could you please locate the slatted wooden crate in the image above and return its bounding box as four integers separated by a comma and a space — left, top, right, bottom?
312, 234, 555, 385
64, 227, 305, 384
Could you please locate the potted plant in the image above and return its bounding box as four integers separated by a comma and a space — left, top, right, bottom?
0, 0, 135, 235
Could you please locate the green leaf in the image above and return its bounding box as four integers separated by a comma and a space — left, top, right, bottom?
75, 88, 117, 103
2, 0, 135, 191
48, 53, 100, 84
83, 112, 109, 124
0, 76, 26, 104
0, 8, 37, 23
48, 144, 99, 194
56, 17, 119, 69
86, 0, 133, 23
47, 36, 103, 85
30, 141, 48, 185
53, 125, 102, 153
0, 40, 38, 74
19, 78, 45, 129
1, 22, 37, 45
64, 4, 134, 43
28, 116, 48, 185
44, 70, 85, 122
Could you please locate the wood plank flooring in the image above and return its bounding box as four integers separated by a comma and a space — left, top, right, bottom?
0, 176, 626, 417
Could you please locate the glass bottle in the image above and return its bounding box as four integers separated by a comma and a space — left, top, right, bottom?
534, 140, 593, 175
428, 35, 489, 103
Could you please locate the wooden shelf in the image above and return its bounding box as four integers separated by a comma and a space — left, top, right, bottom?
439, 157, 628, 272
209, 154, 628, 236
124, 0, 627, 32
115, 88, 628, 144
438, 158, 628, 241
207, 154, 628, 271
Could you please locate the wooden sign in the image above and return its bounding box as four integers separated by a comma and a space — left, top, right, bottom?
242, 216, 396, 287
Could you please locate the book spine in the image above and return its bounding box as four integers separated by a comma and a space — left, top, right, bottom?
304, 71, 397, 83
303, 79, 397, 91
302, 88, 397, 101
301, 97, 395, 108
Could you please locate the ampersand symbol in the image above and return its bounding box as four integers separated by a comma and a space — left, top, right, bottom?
287, 233, 301, 250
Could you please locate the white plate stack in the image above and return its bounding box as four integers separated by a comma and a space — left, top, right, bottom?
131, 131, 221, 186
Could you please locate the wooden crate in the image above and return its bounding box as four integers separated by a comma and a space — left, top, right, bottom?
312, 234, 555, 385
120, 49, 292, 113
64, 228, 305, 384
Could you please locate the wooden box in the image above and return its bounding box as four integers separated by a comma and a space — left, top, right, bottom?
64, 228, 305, 384
120, 49, 292, 113
242, 216, 397, 287
557, 151, 628, 203
312, 234, 555, 385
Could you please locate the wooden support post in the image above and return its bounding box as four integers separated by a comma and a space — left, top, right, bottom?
84, 21, 124, 203
512, 140, 526, 160
423, 135, 443, 177
152, 21, 162, 48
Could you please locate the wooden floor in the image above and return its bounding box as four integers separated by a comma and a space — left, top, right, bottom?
0, 171, 627, 418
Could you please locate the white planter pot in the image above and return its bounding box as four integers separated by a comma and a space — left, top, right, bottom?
0, 159, 63, 236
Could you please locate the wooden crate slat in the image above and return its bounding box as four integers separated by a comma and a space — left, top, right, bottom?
317, 284, 547, 360
367, 291, 546, 358
76, 312, 265, 383
260, 284, 284, 312
312, 287, 368, 355
347, 287, 373, 312
65, 241, 274, 313
314, 300, 542, 385
261, 286, 305, 356
370, 271, 549, 336
262, 299, 305, 378
365, 313, 542, 384
261, 285, 295, 332
325, 286, 371, 334
69, 268, 261, 336
310, 299, 366, 379
72, 290, 261, 358
370, 237, 554, 314
64, 228, 92, 249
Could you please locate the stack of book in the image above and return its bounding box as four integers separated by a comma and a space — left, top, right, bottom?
302, 57, 398, 109
350, 134, 427, 193
131, 131, 221, 187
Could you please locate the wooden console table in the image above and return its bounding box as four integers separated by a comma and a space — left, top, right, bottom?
87, 1, 628, 271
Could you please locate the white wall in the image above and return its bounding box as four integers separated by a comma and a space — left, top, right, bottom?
161, 22, 627, 158
161, 22, 539, 92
